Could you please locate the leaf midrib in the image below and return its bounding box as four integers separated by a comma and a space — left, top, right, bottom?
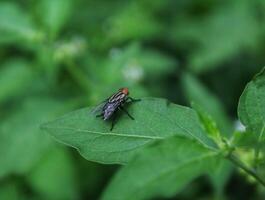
42, 126, 164, 140
144, 106, 211, 147
258, 123, 265, 141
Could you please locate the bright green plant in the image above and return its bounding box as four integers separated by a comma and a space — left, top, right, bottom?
0, 0, 264, 199
42, 67, 265, 200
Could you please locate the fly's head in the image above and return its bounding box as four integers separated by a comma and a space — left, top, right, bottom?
119, 87, 129, 96
119, 88, 129, 99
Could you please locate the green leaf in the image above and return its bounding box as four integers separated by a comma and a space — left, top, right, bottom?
86, 43, 176, 101
38, 0, 73, 38
208, 160, 232, 197
101, 137, 220, 200
0, 182, 20, 200
238, 67, 265, 141
0, 2, 41, 44
94, 43, 176, 85
0, 98, 74, 178
257, 156, 265, 180
106, 2, 161, 43
0, 59, 33, 104
191, 103, 232, 196
41, 98, 215, 164
28, 147, 79, 200
232, 130, 258, 149
182, 73, 232, 137
192, 103, 222, 144
172, 0, 262, 73
0, 181, 34, 200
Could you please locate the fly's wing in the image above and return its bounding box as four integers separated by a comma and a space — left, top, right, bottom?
102, 100, 121, 120
90, 99, 108, 115
111, 100, 122, 110
90, 91, 124, 116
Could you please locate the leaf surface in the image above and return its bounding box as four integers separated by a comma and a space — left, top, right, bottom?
102, 137, 220, 200
238, 67, 265, 141
42, 98, 215, 164
0, 2, 40, 44
182, 72, 232, 137
0, 59, 33, 103
28, 147, 79, 200
171, 0, 262, 73
37, 0, 73, 38
0, 98, 75, 178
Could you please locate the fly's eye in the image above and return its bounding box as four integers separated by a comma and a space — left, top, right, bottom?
121, 88, 129, 95
118, 88, 129, 94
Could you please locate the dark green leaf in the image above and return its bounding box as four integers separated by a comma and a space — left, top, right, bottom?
208, 160, 232, 197
191, 103, 232, 196
0, 182, 20, 200
232, 131, 258, 148
106, 2, 161, 43
182, 72, 232, 137
92, 43, 176, 86
0, 59, 33, 103
0, 98, 75, 178
0, 181, 35, 200
101, 137, 220, 200
172, 0, 262, 73
38, 0, 73, 38
41, 98, 215, 164
28, 147, 79, 200
192, 103, 222, 144
238, 67, 265, 141
0, 2, 41, 44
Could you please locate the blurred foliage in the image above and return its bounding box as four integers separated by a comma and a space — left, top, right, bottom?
0, 0, 264, 199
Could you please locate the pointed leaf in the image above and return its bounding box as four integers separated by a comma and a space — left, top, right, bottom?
238, 67, 265, 141
0, 98, 75, 178
0, 59, 33, 104
37, 0, 73, 38
28, 147, 79, 200
0, 2, 40, 44
190, 103, 232, 196
102, 137, 220, 200
172, 1, 262, 73
182, 72, 232, 137
42, 98, 215, 164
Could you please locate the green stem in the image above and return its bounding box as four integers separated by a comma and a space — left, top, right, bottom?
254, 126, 264, 169
227, 154, 265, 187
254, 145, 260, 170
64, 59, 92, 97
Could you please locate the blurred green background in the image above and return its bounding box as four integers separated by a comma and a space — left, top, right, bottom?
0, 0, 264, 199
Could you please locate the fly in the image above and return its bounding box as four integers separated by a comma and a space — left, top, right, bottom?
94, 88, 140, 131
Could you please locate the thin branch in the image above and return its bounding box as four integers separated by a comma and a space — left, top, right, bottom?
64, 59, 91, 95
227, 154, 265, 187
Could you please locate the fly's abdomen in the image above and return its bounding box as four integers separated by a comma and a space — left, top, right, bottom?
103, 104, 117, 120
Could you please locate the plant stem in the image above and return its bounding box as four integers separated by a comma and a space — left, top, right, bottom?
254, 145, 260, 170
64, 59, 92, 96
254, 126, 264, 169
227, 154, 265, 187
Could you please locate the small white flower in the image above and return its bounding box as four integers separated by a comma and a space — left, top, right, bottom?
122, 62, 144, 83
234, 120, 246, 132
109, 48, 122, 60
54, 36, 86, 61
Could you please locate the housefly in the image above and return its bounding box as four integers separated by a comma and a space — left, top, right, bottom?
93, 88, 140, 131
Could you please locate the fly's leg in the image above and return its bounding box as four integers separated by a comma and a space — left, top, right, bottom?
110, 114, 117, 131
127, 97, 141, 103
96, 113, 103, 118
119, 106, 134, 120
